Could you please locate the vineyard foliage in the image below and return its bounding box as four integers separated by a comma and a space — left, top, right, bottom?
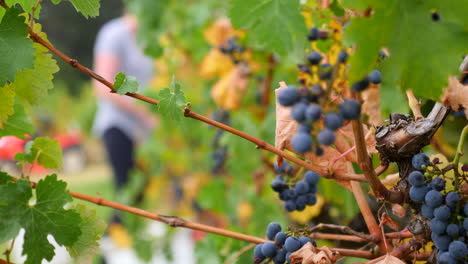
0, 0, 467, 263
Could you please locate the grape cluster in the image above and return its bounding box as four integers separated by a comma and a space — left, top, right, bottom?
407, 153, 467, 262
277, 84, 361, 154
270, 162, 320, 212
210, 110, 230, 173
254, 222, 316, 264
218, 37, 246, 64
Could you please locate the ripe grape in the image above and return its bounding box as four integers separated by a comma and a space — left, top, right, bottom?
292, 133, 313, 154
295, 181, 310, 195
275, 232, 287, 245
299, 236, 312, 246
465, 203, 468, 216
298, 123, 311, 133
430, 218, 448, 235
307, 51, 322, 65
304, 171, 320, 185
254, 244, 265, 259
351, 77, 370, 92
409, 185, 429, 203
286, 252, 292, 264
315, 147, 324, 156
433, 234, 451, 251
367, 70, 382, 84
261, 242, 278, 258
432, 12, 440, 22
296, 201, 306, 211
446, 224, 459, 237
273, 249, 287, 264
319, 63, 332, 80
338, 50, 348, 63
267, 222, 282, 240
438, 251, 456, 264
285, 200, 296, 212
307, 27, 319, 41
448, 241, 467, 259
431, 177, 445, 191
278, 86, 299, 106
296, 195, 308, 206
274, 161, 293, 174
271, 177, 287, 192
310, 84, 323, 95
434, 205, 451, 221
284, 237, 301, 252
408, 171, 425, 187
422, 204, 435, 219
464, 218, 468, 230
305, 104, 322, 122
305, 193, 317, 205
291, 102, 308, 122
445, 192, 460, 208
324, 113, 344, 130
318, 129, 336, 146
339, 99, 361, 120
425, 190, 444, 208
412, 153, 430, 170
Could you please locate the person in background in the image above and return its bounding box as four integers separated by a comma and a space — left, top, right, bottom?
92, 10, 156, 257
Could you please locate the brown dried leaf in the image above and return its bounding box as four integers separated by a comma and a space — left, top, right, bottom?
290, 243, 338, 264
362, 86, 384, 126
275, 82, 297, 151
199, 48, 234, 79
441, 76, 468, 117
376, 254, 405, 264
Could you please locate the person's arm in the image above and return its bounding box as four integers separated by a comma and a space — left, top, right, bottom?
92, 53, 156, 126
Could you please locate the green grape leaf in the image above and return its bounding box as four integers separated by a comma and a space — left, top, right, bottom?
0, 174, 82, 264
51, 0, 100, 18
0, 84, 15, 128
12, 25, 59, 105
66, 204, 106, 259
0, 7, 35, 86
113, 72, 139, 95
30, 137, 63, 169
344, 0, 468, 100
157, 77, 186, 121
0, 102, 34, 138
228, 0, 307, 55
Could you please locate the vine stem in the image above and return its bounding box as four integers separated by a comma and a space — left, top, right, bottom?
309, 233, 368, 243
19, 18, 368, 183
223, 243, 256, 264
351, 93, 404, 203
308, 223, 373, 241
261, 53, 275, 107
453, 124, 468, 186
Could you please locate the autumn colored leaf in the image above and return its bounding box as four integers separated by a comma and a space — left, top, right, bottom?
199, 48, 235, 79
362, 86, 384, 126
289, 243, 338, 264
441, 76, 468, 118
376, 254, 405, 264
203, 18, 242, 46
211, 63, 250, 110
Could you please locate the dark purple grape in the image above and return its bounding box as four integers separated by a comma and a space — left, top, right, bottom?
338, 50, 348, 63
261, 242, 278, 258
307, 27, 319, 41
274, 161, 293, 174
275, 232, 287, 245
305, 193, 317, 205
351, 77, 369, 92
464, 203, 468, 216
438, 251, 456, 264
432, 12, 440, 22
310, 84, 323, 95
286, 252, 292, 264
318, 129, 335, 146
315, 147, 324, 156
448, 241, 467, 259
278, 86, 299, 106
422, 204, 434, 219
339, 99, 361, 120
434, 205, 451, 221
408, 171, 425, 187
425, 190, 444, 208
285, 200, 296, 212
284, 237, 301, 252
292, 133, 313, 154
307, 51, 322, 65
464, 218, 468, 230
291, 102, 308, 122
273, 248, 287, 264
431, 177, 445, 191
267, 222, 282, 240
298, 123, 311, 133
324, 113, 344, 130
299, 236, 312, 246
295, 181, 310, 195
412, 153, 430, 170
367, 70, 382, 84
446, 224, 459, 237
430, 218, 448, 235
319, 63, 332, 80
305, 104, 322, 122
445, 192, 460, 208
409, 185, 429, 202
271, 177, 287, 192
254, 244, 265, 259
296, 201, 306, 211
433, 234, 451, 251
304, 171, 320, 185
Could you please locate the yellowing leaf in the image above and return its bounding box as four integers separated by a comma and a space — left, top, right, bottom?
203, 18, 242, 46
211, 64, 249, 110
441, 76, 468, 118
289, 243, 338, 264
376, 254, 405, 264
0, 84, 15, 128
199, 48, 234, 79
